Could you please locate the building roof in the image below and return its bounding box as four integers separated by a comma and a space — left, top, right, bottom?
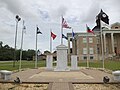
67, 32, 96, 38
111, 22, 120, 27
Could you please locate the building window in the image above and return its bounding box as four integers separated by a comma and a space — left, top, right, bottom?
83, 48, 87, 54
70, 48, 72, 53
77, 49, 79, 55
83, 56, 87, 60
90, 56, 94, 60
89, 38, 93, 43
83, 38, 87, 43
89, 48, 94, 54
97, 38, 99, 44
115, 27, 118, 29
97, 48, 100, 54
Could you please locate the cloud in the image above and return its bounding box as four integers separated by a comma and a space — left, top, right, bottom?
0, 0, 120, 52
38, 9, 50, 21
82, 1, 100, 24
57, 5, 68, 16
0, 0, 38, 19
0, 0, 23, 14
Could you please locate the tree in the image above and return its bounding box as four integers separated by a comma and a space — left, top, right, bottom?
4, 45, 10, 49
0, 41, 36, 61
26, 49, 35, 60
0, 41, 3, 48
0, 43, 14, 60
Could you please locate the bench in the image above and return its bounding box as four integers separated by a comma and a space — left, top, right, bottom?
112, 70, 120, 81
0, 70, 12, 80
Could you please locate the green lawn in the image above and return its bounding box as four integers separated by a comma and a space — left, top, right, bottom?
0, 60, 120, 71
0, 60, 46, 71
78, 60, 120, 70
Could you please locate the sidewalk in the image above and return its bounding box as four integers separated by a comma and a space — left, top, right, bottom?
3, 68, 115, 90
50, 83, 70, 90
11, 68, 114, 83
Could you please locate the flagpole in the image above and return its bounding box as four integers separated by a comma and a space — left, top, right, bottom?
35, 25, 38, 68
86, 30, 89, 68
100, 20, 105, 69
50, 29, 52, 53
72, 28, 73, 38
61, 16, 63, 45
19, 20, 25, 71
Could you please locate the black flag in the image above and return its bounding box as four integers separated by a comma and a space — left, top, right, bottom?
37, 27, 42, 34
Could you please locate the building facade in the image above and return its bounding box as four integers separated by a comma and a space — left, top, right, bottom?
67, 33, 97, 60
67, 10, 120, 61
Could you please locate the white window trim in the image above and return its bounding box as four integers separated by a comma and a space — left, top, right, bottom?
83, 38, 87, 43
83, 48, 87, 54
89, 38, 93, 43
89, 48, 94, 54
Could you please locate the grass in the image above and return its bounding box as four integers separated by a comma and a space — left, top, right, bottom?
0, 60, 120, 71
78, 60, 120, 70
0, 60, 46, 71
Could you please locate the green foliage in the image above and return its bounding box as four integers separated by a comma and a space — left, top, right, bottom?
0, 41, 35, 61
0, 43, 14, 60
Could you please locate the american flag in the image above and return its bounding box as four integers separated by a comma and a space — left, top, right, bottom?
62, 17, 71, 29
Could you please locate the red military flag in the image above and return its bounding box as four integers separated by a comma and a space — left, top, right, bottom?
51, 32, 56, 40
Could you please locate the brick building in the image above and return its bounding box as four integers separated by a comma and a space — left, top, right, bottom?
67, 10, 120, 60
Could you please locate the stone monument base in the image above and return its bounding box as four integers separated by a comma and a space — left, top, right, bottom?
70, 55, 79, 70
54, 67, 70, 71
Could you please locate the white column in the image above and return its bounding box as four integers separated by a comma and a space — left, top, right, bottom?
68, 37, 71, 61
71, 55, 79, 70
111, 33, 115, 55
68, 37, 70, 54
103, 33, 106, 58
46, 55, 53, 70
72, 39, 74, 54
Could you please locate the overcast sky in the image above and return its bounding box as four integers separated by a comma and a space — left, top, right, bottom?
0, 0, 120, 53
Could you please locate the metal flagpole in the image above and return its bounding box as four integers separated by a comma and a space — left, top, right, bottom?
35, 25, 38, 68
50, 29, 52, 53
61, 16, 63, 45
13, 15, 21, 67
13, 20, 18, 67
19, 20, 25, 71
72, 28, 73, 39
86, 31, 89, 68
100, 19, 105, 69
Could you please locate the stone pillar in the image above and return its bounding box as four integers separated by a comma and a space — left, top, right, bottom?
46, 55, 53, 70
68, 37, 70, 55
111, 33, 115, 55
54, 44, 69, 71
71, 55, 79, 70
68, 37, 71, 61
103, 33, 107, 58
72, 39, 75, 55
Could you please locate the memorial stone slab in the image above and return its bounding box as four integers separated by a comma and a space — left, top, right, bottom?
71, 55, 79, 70
54, 44, 69, 71
46, 55, 53, 70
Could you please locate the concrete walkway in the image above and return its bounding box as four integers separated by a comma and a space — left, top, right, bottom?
52, 83, 69, 90
1, 68, 115, 90
47, 82, 74, 90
